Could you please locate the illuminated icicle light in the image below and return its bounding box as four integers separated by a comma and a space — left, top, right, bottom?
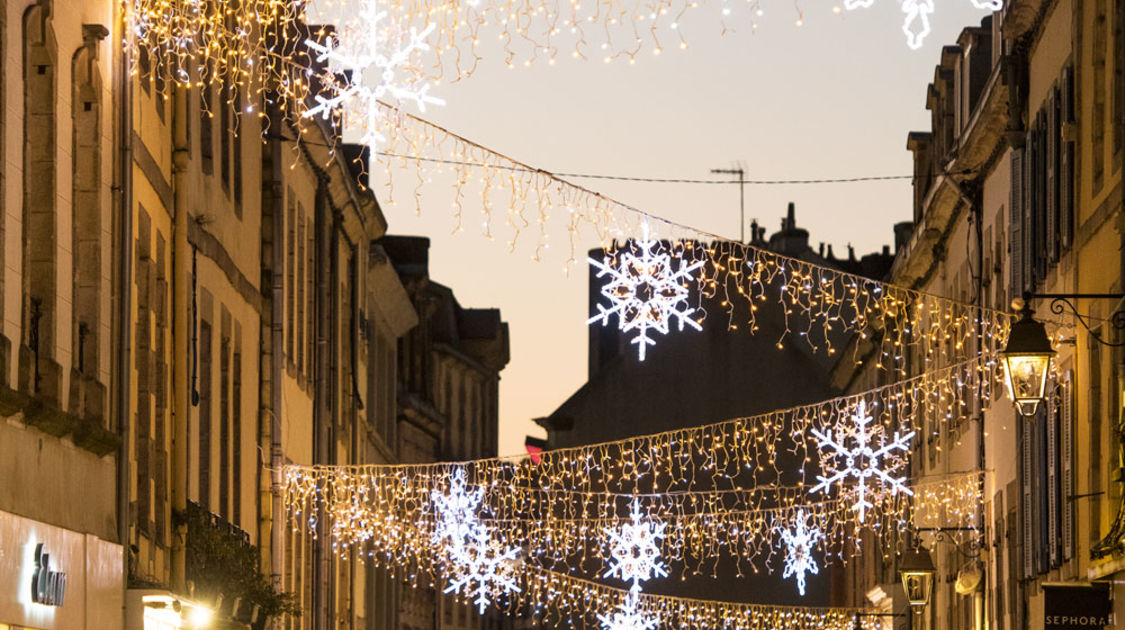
302, 1, 444, 149
603, 499, 668, 590
432, 469, 522, 613
597, 589, 659, 630
841, 0, 1003, 49
809, 400, 915, 522
777, 509, 821, 597
586, 225, 704, 361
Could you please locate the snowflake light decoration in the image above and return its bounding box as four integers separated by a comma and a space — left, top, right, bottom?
431, 468, 485, 546
432, 468, 522, 614
843, 0, 1003, 49
809, 400, 916, 522
777, 509, 821, 597
303, 0, 444, 148
587, 225, 704, 361
597, 589, 659, 630
604, 499, 668, 590
444, 528, 523, 614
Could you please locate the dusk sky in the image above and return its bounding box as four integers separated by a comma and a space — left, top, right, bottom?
371, 2, 996, 457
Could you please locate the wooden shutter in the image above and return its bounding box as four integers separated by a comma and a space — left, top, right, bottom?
1061, 371, 1075, 561
1046, 394, 1060, 568
1021, 419, 1034, 577
1060, 66, 1075, 249
1046, 88, 1059, 264
1010, 149, 1024, 298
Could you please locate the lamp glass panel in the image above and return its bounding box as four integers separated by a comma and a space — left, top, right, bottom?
1003, 354, 1051, 409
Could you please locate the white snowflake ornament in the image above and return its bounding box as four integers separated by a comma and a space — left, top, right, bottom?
598, 589, 659, 630
303, 0, 444, 148
587, 225, 704, 361
604, 499, 668, 590
432, 468, 522, 614
444, 527, 522, 614
431, 469, 485, 546
842, 0, 1002, 49
777, 509, 821, 596
809, 400, 915, 522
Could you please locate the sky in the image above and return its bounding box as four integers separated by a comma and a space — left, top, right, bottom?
370, 1, 996, 457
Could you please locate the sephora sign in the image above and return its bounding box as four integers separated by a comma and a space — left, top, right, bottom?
29, 543, 67, 607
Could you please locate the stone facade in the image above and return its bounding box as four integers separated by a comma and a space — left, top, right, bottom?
831, 2, 1125, 629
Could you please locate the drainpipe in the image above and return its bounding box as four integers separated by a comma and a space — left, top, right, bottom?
265, 108, 285, 617
115, 0, 135, 610
170, 62, 190, 592
313, 178, 331, 629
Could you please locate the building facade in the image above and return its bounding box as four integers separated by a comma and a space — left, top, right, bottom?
0, 1, 512, 629
832, 2, 1125, 629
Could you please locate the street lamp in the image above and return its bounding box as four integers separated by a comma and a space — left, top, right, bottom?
1000, 301, 1055, 417
899, 548, 936, 608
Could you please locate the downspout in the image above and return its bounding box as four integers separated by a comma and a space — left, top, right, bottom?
170, 57, 190, 595
313, 178, 331, 629
115, 0, 134, 607
266, 109, 285, 614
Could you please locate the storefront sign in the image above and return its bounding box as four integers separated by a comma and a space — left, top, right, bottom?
30, 543, 66, 606
1044, 583, 1111, 630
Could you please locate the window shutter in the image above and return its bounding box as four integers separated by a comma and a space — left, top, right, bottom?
1060, 66, 1075, 249
1021, 419, 1034, 578
1046, 88, 1059, 264
1046, 394, 1060, 568
1036, 408, 1050, 574
1010, 149, 1024, 299
1022, 135, 1034, 292
1061, 371, 1074, 561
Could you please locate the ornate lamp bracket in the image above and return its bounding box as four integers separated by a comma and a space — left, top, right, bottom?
1029, 293, 1125, 347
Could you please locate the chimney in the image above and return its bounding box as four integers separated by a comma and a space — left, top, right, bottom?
818, 242, 825, 257
768, 202, 810, 256
893, 221, 914, 253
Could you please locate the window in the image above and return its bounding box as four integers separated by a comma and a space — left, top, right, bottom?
297, 208, 306, 374
199, 82, 213, 174
199, 319, 213, 510
220, 330, 230, 518
1010, 67, 1076, 297
232, 337, 242, 526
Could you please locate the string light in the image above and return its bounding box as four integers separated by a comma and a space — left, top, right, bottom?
377, 106, 1016, 374
840, 0, 1001, 49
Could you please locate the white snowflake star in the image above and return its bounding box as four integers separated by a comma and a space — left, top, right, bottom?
431, 469, 522, 614
587, 226, 704, 361
777, 509, 821, 597
604, 499, 668, 590
598, 589, 659, 630
443, 528, 522, 614
431, 469, 485, 546
842, 0, 1002, 49
809, 400, 916, 522
302, 1, 444, 148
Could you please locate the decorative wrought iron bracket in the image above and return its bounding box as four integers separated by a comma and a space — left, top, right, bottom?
1028, 293, 1125, 347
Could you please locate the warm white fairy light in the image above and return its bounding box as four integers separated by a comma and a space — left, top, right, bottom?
587, 225, 704, 361
809, 400, 915, 523
778, 509, 821, 597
